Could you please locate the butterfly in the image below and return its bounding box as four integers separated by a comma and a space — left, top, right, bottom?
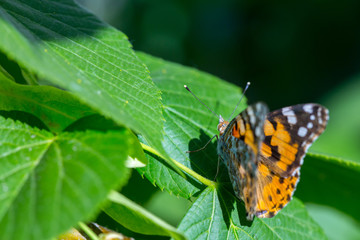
217, 102, 329, 220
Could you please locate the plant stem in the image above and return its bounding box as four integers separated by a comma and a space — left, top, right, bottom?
140, 143, 217, 187
78, 222, 99, 240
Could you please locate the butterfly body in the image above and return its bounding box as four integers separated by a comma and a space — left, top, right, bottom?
217, 102, 328, 220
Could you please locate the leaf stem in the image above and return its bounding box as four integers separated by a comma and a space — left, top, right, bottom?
78, 222, 99, 240
140, 143, 217, 187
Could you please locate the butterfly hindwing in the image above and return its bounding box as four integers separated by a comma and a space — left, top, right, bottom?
254, 163, 300, 218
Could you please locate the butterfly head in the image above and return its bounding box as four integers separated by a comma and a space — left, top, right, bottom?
217, 115, 229, 135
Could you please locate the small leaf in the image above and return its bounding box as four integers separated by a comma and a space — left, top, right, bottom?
126, 131, 148, 168
178, 187, 326, 239
0, 116, 131, 240
137, 52, 246, 198
104, 191, 186, 240
0, 0, 166, 159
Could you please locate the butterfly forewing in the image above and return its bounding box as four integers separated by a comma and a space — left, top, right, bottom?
249, 104, 329, 218
260, 104, 329, 177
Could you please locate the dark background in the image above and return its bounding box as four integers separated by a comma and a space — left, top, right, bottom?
79, 0, 360, 110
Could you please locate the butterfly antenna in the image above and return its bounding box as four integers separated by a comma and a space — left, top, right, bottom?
184, 85, 220, 118
228, 82, 251, 120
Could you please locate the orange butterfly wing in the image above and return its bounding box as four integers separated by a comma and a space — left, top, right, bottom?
218, 103, 328, 220
253, 103, 328, 218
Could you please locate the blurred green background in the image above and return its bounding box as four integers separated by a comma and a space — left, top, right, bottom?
77, 0, 360, 162
76, 1, 360, 239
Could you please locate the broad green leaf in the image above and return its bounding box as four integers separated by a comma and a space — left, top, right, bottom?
0, 116, 131, 240
178, 187, 326, 240
104, 191, 186, 240
0, 77, 94, 132
296, 153, 360, 221
0, 0, 166, 159
137, 52, 247, 198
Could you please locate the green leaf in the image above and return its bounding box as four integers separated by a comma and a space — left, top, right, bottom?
178, 187, 326, 240
0, 77, 94, 132
0, 116, 131, 240
126, 131, 148, 168
64, 114, 147, 167
296, 153, 360, 221
104, 191, 186, 240
311, 78, 360, 162
306, 203, 360, 240
0, 53, 16, 82
0, 0, 166, 158
137, 52, 247, 198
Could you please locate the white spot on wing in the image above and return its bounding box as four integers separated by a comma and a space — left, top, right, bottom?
309, 133, 317, 141
255, 125, 261, 137
303, 134, 317, 152
307, 122, 313, 129
282, 109, 297, 124
317, 107, 322, 117
282, 107, 291, 113
256, 103, 262, 112
291, 168, 300, 176
325, 109, 330, 121
298, 127, 308, 137
303, 104, 313, 113
287, 116, 297, 124
317, 107, 323, 124
310, 115, 315, 120
247, 107, 256, 125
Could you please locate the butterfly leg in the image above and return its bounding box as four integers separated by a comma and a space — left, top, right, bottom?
213, 155, 222, 181
186, 134, 218, 153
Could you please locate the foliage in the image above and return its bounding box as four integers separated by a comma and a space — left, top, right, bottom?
0, 1, 358, 240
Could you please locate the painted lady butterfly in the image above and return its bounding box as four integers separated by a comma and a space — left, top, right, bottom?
186, 84, 329, 220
